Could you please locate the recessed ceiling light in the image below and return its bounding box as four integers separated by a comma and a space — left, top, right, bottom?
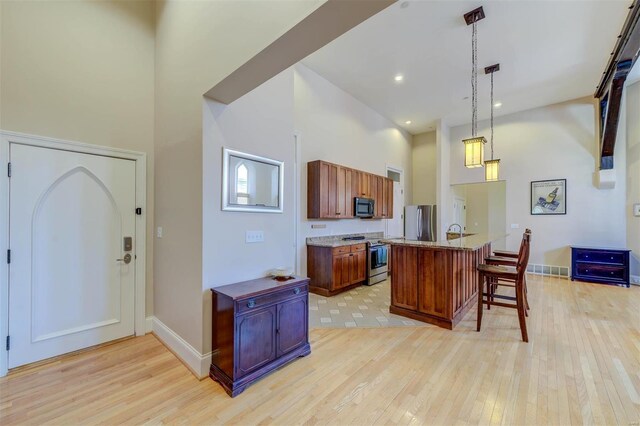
394, 75, 404, 82
493, 102, 502, 108
405, 120, 412, 124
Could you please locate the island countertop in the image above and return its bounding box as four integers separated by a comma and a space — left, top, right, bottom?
382, 233, 507, 251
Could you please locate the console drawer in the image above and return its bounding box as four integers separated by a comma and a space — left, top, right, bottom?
236, 285, 307, 314
574, 249, 625, 265
574, 264, 626, 281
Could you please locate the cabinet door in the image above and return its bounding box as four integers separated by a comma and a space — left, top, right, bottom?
358, 172, 371, 198
417, 249, 452, 318
384, 178, 394, 219
276, 297, 308, 356
332, 254, 352, 289
371, 175, 381, 218
337, 166, 353, 218
350, 250, 367, 284
236, 306, 277, 378
327, 163, 340, 218
390, 245, 418, 310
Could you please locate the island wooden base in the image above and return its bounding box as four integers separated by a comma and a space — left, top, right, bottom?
389, 242, 492, 330
389, 295, 477, 330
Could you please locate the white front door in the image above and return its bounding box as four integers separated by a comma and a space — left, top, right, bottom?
8, 143, 136, 368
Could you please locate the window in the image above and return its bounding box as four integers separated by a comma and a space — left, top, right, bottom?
236, 163, 249, 205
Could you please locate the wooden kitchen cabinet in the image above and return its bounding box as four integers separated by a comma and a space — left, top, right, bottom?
371, 176, 394, 219
307, 243, 367, 296
308, 160, 393, 220
308, 161, 353, 219
210, 276, 310, 397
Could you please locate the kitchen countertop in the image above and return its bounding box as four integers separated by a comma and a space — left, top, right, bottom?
306, 232, 386, 247
382, 233, 507, 251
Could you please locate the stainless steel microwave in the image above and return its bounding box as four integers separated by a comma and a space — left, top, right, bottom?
354, 197, 374, 217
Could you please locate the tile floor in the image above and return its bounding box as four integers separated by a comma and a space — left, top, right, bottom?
308, 278, 429, 328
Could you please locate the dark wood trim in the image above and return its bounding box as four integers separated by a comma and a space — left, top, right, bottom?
595, 1, 640, 98
389, 305, 453, 330
309, 281, 361, 297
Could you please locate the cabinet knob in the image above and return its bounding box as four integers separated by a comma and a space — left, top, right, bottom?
293, 288, 301, 295
247, 300, 256, 308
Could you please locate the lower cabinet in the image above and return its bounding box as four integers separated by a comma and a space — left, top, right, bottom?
210, 276, 310, 397
307, 243, 367, 296
571, 246, 630, 287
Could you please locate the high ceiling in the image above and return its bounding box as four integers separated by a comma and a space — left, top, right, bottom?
302, 0, 631, 134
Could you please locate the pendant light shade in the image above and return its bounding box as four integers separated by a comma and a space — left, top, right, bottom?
463, 136, 486, 168
484, 158, 500, 181
463, 7, 487, 169
484, 63, 501, 181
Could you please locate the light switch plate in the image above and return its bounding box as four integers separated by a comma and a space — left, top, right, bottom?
246, 230, 264, 243
634, 204, 640, 217
156, 227, 163, 238
511, 224, 520, 229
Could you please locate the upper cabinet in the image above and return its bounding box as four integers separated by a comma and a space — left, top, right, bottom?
307, 160, 393, 220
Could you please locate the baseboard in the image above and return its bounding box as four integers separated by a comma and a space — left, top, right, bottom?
630, 275, 640, 286
150, 316, 211, 379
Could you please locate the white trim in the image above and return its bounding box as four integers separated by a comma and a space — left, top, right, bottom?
145, 316, 154, 333
151, 316, 211, 379
385, 164, 404, 238
293, 132, 301, 275
0, 130, 147, 377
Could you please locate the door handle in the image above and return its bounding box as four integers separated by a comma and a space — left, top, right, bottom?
116, 253, 132, 264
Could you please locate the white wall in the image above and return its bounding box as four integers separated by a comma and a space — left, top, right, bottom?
294, 64, 413, 275
1, 0, 156, 313
203, 69, 296, 352
412, 131, 437, 205
154, 0, 321, 354
626, 81, 640, 277
449, 98, 627, 267
435, 120, 452, 240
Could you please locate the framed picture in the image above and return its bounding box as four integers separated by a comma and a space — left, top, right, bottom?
531, 179, 566, 215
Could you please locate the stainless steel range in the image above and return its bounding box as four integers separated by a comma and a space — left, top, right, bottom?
367, 241, 389, 285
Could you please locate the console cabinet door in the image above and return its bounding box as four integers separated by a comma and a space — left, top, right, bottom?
276, 297, 308, 356
236, 306, 277, 378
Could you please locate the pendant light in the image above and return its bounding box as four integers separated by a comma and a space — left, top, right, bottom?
462, 7, 486, 168
484, 63, 501, 181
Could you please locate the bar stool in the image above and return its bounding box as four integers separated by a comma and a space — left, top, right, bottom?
484, 229, 532, 313
476, 231, 531, 342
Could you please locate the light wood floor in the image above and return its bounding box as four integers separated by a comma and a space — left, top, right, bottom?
1, 275, 639, 425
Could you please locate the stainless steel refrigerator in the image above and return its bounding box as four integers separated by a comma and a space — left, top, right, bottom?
405, 205, 437, 241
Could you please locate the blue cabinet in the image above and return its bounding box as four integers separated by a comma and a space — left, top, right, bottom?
571, 246, 630, 287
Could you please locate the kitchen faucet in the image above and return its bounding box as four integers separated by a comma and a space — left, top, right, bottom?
447, 223, 463, 240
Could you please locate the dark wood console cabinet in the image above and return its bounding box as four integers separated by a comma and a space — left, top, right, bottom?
210, 276, 311, 397
571, 246, 630, 287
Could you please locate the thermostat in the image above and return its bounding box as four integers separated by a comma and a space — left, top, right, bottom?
634, 204, 640, 217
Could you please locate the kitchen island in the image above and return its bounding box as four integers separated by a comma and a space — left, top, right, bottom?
383, 234, 506, 330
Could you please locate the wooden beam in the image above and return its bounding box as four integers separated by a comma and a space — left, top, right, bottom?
205, 0, 396, 105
